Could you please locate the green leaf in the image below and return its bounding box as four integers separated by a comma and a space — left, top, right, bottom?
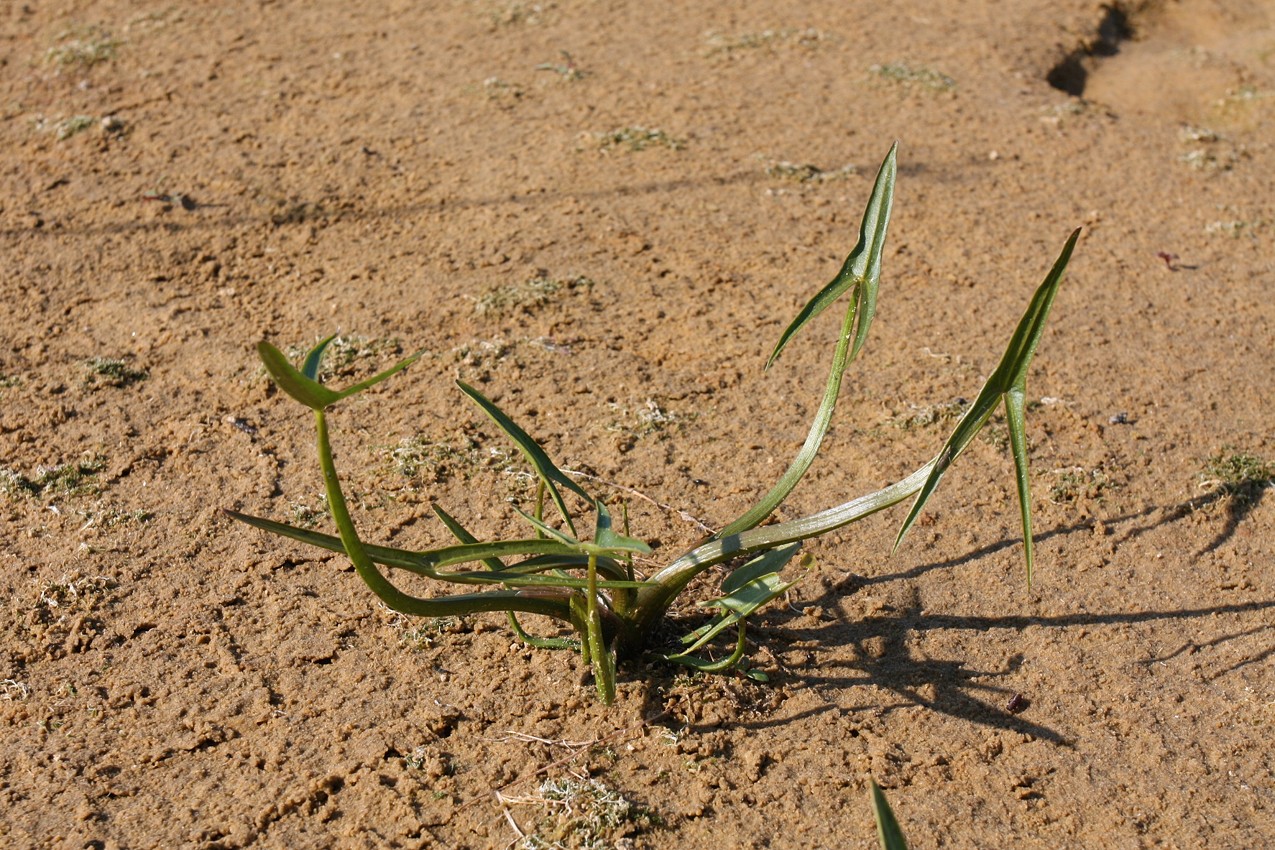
671, 544, 800, 657
664, 621, 750, 674
644, 461, 934, 611
593, 500, 653, 554
720, 543, 803, 594
224, 509, 647, 588
258, 341, 342, 411
893, 228, 1080, 578
870, 780, 909, 850
512, 504, 580, 546
309, 409, 574, 620
301, 335, 336, 381
431, 503, 505, 571
1004, 390, 1035, 584
333, 349, 424, 401
436, 504, 612, 653
717, 144, 896, 539
766, 142, 896, 369
457, 381, 591, 536
257, 338, 422, 412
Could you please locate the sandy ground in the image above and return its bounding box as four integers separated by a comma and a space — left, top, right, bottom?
2, 1, 1273, 847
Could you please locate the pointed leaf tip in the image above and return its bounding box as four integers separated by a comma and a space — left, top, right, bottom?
765, 143, 897, 370
894, 228, 1079, 568
870, 780, 909, 850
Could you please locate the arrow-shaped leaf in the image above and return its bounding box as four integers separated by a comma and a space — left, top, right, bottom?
894, 227, 1080, 583
717, 144, 897, 539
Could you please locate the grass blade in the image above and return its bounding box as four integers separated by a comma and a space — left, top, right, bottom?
301, 335, 337, 380
717, 144, 896, 538
333, 349, 424, 401
258, 338, 422, 411
432, 503, 505, 570
226, 509, 645, 587
893, 228, 1079, 564
592, 500, 652, 554
1004, 390, 1035, 584
311, 409, 576, 619
512, 504, 580, 546
720, 542, 803, 594
439, 499, 585, 649
642, 461, 934, 615
665, 621, 750, 673
870, 780, 909, 850
672, 567, 795, 657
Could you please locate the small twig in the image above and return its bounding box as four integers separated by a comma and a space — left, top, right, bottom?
491, 730, 595, 749
561, 468, 715, 534
495, 790, 527, 843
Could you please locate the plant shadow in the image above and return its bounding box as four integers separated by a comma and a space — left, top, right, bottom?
745, 597, 1275, 745
4, 160, 938, 241
647, 488, 1273, 742
857, 485, 1263, 589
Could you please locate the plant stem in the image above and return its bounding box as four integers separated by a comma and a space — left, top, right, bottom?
631, 460, 936, 633
585, 552, 616, 703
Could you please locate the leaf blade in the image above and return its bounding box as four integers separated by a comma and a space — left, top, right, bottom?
893, 228, 1079, 557
257, 341, 341, 411
765, 142, 896, 369
717, 144, 897, 538
457, 380, 591, 536
870, 780, 909, 850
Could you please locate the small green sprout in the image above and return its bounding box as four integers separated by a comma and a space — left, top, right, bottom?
765, 159, 857, 183
893, 398, 970, 430
1201, 449, 1274, 504
475, 273, 591, 317
703, 27, 829, 57
78, 505, 151, 529
4, 455, 107, 500
590, 127, 684, 152
85, 357, 148, 388
290, 499, 328, 529
229, 145, 1080, 703
55, 115, 96, 140
1048, 466, 1110, 504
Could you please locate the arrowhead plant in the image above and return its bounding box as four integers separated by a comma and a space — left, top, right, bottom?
228, 144, 1080, 704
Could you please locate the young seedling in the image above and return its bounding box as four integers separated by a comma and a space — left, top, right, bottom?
1200, 449, 1274, 505
229, 145, 1080, 703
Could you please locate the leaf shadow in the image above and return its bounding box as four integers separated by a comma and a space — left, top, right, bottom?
3, 159, 939, 241
704, 487, 1275, 742
745, 597, 1275, 745
858, 485, 1260, 589
1193, 485, 1269, 556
